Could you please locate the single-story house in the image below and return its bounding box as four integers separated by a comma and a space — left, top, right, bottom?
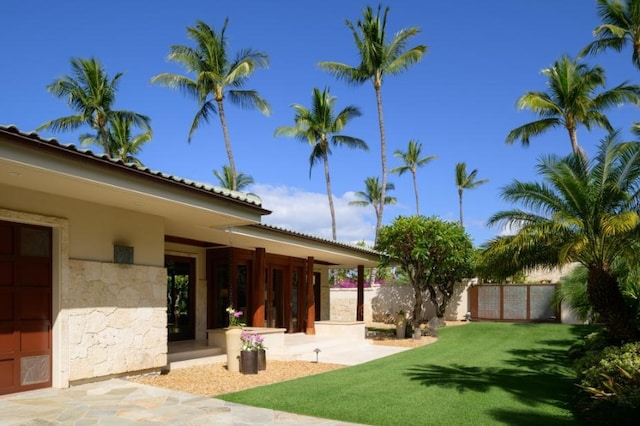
0, 124, 378, 395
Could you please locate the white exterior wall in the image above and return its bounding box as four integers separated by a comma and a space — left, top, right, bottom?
0, 184, 164, 266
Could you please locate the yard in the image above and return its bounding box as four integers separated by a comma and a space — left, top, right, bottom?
220, 322, 590, 425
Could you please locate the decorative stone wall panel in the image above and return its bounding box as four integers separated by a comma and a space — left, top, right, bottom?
67, 260, 167, 381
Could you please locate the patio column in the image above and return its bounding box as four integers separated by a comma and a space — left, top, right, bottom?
357, 264, 364, 321
252, 247, 266, 327
306, 256, 315, 334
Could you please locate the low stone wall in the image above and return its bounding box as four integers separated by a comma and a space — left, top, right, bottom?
330, 282, 471, 323
315, 321, 365, 340
67, 260, 167, 382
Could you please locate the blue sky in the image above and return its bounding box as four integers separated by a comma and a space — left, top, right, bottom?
2, 1, 639, 246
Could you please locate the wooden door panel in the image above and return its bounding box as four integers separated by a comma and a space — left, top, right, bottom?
0, 220, 51, 395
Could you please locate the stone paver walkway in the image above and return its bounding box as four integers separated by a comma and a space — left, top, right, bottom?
0, 378, 362, 425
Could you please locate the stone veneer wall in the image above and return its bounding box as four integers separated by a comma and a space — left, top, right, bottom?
330, 283, 470, 323
67, 260, 167, 381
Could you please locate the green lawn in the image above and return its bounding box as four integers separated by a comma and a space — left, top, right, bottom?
220, 322, 593, 425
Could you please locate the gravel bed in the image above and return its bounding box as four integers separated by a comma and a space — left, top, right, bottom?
130, 321, 467, 397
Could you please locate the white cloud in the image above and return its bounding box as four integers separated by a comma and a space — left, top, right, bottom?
251, 183, 376, 245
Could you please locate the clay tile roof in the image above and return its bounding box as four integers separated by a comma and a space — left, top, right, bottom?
0, 124, 265, 209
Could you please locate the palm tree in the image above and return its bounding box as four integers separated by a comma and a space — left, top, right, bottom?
37, 57, 151, 154
483, 133, 640, 343
505, 55, 640, 155
580, 0, 640, 70
318, 4, 426, 241
275, 87, 367, 240
151, 19, 271, 191
105, 116, 152, 166
213, 165, 254, 191
455, 162, 488, 227
390, 139, 437, 215
349, 176, 397, 243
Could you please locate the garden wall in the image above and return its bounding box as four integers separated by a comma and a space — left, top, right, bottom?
330, 281, 471, 323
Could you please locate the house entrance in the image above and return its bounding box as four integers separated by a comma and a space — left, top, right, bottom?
0, 220, 52, 395
166, 256, 195, 341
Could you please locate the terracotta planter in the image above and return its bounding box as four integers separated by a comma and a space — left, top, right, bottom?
240, 350, 258, 374
225, 327, 242, 373
257, 349, 266, 371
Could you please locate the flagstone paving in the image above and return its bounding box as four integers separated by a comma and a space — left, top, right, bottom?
0, 378, 361, 425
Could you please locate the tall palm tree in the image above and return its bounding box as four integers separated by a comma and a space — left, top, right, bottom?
455, 162, 488, 227
151, 19, 271, 191
483, 133, 640, 343
390, 139, 437, 215
105, 116, 152, 166
580, 0, 640, 70
213, 165, 254, 191
318, 4, 426, 241
275, 87, 367, 240
349, 176, 397, 243
37, 57, 151, 154
505, 55, 640, 155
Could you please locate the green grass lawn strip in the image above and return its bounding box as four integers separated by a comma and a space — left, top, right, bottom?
220, 323, 591, 425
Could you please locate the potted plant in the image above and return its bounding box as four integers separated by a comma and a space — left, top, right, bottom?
240, 331, 260, 374
254, 334, 267, 371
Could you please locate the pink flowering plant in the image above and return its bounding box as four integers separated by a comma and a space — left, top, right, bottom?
240, 332, 266, 351
226, 306, 246, 327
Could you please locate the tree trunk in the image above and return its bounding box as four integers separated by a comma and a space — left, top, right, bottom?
412, 285, 423, 328
587, 267, 639, 344
374, 79, 386, 244
323, 151, 337, 241
458, 189, 464, 226
412, 170, 420, 216
217, 99, 237, 191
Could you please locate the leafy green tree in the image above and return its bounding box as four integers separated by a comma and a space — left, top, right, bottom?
275, 87, 367, 240
37, 57, 151, 154
349, 176, 396, 242
318, 4, 426, 240
580, 0, 640, 70
483, 132, 640, 343
505, 55, 640, 155
151, 19, 270, 191
390, 139, 437, 215
213, 165, 254, 191
376, 216, 475, 323
455, 162, 488, 227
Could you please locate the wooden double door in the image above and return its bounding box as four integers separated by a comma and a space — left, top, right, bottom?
0, 220, 52, 395
207, 248, 308, 333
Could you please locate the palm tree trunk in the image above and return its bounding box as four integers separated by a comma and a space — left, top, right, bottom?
567, 126, 581, 156
412, 171, 420, 215
323, 152, 337, 241
374, 80, 386, 243
217, 99, 238, 191
587, 267, 639, 344
458, 189, 464, 226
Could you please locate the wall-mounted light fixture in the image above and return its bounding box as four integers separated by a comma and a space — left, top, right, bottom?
114, 244, 134, 264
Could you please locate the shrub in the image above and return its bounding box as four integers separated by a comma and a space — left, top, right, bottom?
575, 342, 640, 424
